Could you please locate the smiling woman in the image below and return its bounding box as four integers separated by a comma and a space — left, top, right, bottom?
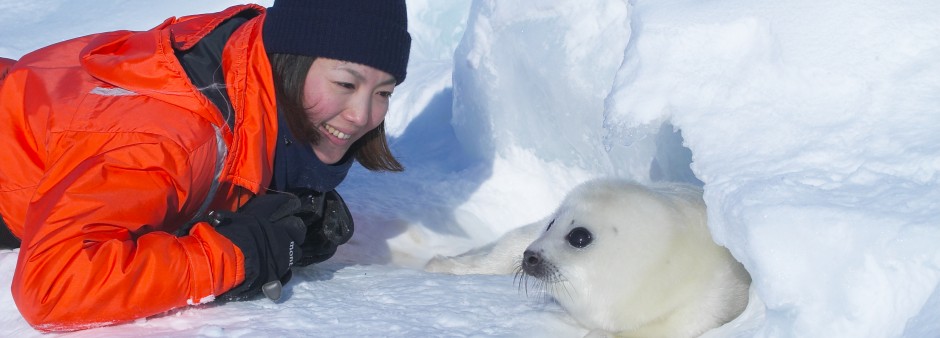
307, 60, 396, 162
276, 57, 400, 167
0, 0, 411, 331
267, 53, 404, 196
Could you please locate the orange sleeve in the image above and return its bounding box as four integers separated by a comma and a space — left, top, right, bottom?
11, 134, 245, 332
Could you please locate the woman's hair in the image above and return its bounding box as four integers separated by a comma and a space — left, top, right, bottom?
268, 53, 403, 172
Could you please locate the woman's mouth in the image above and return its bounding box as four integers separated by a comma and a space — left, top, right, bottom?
322, 123, 352, 140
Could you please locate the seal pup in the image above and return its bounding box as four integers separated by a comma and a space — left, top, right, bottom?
425, 179, 751, 338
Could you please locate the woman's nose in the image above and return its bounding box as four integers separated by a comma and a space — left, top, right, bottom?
342, 96, 371, 127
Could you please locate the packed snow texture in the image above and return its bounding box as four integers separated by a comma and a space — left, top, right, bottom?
1, 0, 939, 337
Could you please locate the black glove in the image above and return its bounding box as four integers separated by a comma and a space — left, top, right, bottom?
291, 189, 355, 266
213, 193, 306, 301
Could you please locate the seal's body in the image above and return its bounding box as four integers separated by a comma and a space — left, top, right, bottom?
426, 179, 750, 338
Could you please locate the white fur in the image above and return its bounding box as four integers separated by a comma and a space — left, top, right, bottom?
425, 179, 751, 338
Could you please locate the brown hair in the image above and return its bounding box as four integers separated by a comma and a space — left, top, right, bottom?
268, 53, 403, 172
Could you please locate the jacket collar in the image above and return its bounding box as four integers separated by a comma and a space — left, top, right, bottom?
219, 11, 278, 194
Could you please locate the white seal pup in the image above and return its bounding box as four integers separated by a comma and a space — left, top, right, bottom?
425, 179, 751, 338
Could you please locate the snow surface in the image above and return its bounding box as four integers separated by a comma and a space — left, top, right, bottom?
2, 0, 939, 337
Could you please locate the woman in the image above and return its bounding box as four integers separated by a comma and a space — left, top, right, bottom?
0, 0, 410, 331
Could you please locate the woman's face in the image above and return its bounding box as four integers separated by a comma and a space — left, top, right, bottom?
302, 57, 396, 164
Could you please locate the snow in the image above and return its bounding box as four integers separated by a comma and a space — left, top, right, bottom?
2, 0, 939, 337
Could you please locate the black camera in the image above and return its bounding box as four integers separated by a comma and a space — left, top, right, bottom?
291, 189, 355, 266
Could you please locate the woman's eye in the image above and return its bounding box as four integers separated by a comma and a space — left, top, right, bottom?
378, 91, 393, 99
335, 82, 355, 90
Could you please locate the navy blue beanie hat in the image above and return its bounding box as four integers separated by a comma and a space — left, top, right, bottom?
262, 0, 412, 84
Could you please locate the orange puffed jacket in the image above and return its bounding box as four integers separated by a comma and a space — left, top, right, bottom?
0, 4, 277, 331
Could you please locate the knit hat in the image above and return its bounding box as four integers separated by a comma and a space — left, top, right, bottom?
262, 0, 412, 84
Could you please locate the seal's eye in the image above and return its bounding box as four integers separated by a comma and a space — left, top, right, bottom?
545, 219, 555, 232
566, 227, 593, 248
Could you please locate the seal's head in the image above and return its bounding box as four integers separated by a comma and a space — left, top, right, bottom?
518, 179, 744, 336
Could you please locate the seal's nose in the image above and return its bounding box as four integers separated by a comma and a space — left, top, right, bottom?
523, 250, 541, 268
522, 250, 552, 278
522, 249, 547, 278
